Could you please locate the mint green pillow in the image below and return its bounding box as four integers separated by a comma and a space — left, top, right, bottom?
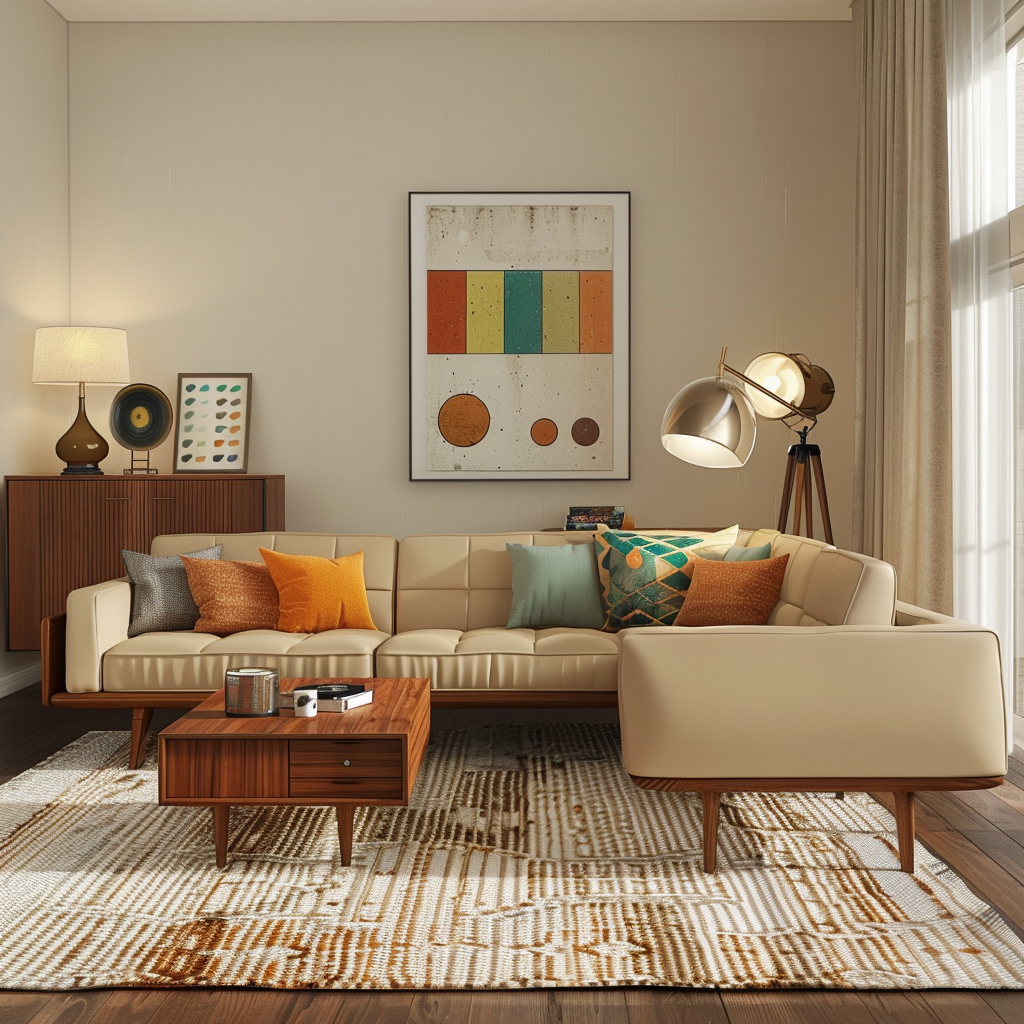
724, 542, 772, 562
506, 543, 605, 629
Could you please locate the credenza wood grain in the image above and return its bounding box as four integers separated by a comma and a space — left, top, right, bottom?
4, 474, 285, 650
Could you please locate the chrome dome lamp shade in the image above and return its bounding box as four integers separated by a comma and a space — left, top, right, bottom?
660, 375, 756, 468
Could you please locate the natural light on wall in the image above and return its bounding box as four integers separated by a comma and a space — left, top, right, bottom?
947, 0, 1013, 750
1012, 30, 1024, 733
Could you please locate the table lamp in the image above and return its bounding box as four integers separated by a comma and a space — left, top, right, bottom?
33, 327, 130, 475
661, 347, 835, 543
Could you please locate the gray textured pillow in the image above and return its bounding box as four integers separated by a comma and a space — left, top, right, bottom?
123, 545, 222, 637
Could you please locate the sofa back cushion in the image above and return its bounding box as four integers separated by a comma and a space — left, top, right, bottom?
150, 532, 398, 634
739, 529, 896, 626
396, 533, 598, 633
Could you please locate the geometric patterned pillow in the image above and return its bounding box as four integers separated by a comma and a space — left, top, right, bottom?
122, 546, 222, 638
592, 526, 739, 630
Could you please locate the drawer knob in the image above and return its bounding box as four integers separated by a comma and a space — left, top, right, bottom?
343, 759, 351, 766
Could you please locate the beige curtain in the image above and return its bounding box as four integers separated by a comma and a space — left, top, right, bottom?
853, 0, 953, 613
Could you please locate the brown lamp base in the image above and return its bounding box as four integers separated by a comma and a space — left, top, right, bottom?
55, 385, 109, 476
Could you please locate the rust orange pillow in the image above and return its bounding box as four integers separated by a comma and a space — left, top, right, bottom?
259, 548, 377, 633
181, 558, 280, 634
673, 554, 789, 627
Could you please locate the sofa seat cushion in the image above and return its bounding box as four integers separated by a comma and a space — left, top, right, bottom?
102, 628, 389, 692
374, 627, 619, 691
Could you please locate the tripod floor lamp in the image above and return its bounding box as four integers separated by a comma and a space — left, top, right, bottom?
660, 348, 836, 544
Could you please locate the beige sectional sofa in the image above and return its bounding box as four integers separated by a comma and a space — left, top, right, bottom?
41, 526, 1008, 872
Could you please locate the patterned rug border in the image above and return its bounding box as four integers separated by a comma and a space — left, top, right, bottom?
2, 727, 1024, 992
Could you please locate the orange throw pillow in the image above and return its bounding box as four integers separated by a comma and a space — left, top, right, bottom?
259, 548, 377, 633
673, 554, 790, 627
181, 558, 280, 634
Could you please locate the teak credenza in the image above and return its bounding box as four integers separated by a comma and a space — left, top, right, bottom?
4, 474, 285, 650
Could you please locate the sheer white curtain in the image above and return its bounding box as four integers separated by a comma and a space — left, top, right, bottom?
946, 0, 1013, 743
852, 0, 953, 612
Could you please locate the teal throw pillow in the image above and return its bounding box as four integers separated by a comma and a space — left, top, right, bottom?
506, 543, 605, 629
724, 542, 772, 562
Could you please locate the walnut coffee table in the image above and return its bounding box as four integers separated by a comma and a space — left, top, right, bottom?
158, 677, 430, 867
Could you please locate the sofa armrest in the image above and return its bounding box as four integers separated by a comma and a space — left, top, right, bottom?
65, 579, 132, 693
618, 624, 1007, 781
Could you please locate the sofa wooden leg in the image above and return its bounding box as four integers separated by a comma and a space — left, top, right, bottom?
894, 791, 915, 872
834, 792, 845, 800
702, 790, 721, 873
130, 707, 154, 769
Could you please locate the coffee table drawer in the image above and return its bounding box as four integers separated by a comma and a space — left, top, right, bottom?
290, 777, 403, 799
289, 739, 403, 777
288, 739, 403, 799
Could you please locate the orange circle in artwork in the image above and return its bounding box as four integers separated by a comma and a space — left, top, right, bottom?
530, 418, 558, 446
438, 394, 490, 447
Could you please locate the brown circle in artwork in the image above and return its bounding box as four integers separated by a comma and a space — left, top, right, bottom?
530, 418, 558, 446
571, 417, 600, 446
438, 394, 490, 447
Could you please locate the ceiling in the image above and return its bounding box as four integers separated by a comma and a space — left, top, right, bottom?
45, 0, 852, 23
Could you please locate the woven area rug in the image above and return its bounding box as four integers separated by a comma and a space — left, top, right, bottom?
2, 724, 1024, 991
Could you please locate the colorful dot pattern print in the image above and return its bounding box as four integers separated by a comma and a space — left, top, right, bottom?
176, 376, 249, 471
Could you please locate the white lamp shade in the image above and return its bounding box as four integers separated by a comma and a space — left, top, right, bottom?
33, 327, 130, 386
742, 351, 806, 419
661, 376, 756, 468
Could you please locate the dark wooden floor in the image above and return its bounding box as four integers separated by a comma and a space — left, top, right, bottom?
3, 685, 1024, 1024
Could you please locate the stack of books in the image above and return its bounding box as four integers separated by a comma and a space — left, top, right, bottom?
564, 506, 626, 531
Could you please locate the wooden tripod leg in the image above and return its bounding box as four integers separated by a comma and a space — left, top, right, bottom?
702, 791, 721, 873
802, 459, 814, 538
777, 453, 798, 533
810, 452, 834, 545
130, 707, 154, 769
894, 792, 915, 872
792, 461, 807, 535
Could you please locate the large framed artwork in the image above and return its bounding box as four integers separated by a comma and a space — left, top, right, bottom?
173, 373, 252, 473
409, 191, 630, 480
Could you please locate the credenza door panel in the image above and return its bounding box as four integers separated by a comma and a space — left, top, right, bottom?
5, 474, 284, 650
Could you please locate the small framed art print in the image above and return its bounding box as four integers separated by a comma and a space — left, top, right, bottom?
409, 191, 630, 480
173, 373, 252, 473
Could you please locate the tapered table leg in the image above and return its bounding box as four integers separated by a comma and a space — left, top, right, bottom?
894, 792, 915, 872
130, 707, 154, 770
337, 804, 355, 866
213, 804, 229, 868
702, 791, 721, 874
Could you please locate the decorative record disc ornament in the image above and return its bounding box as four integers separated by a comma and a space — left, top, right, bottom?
109, 384, 173, 474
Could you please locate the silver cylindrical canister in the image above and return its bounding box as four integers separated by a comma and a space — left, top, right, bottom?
224, 667, 280, 717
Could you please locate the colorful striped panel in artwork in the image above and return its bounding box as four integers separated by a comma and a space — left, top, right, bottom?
427, 271, 466, 353
542, 271, 580, 353
580, 271, 613, 353
427, 270, 612, 354
467, 272, 505, 352
504, 271, 542, 353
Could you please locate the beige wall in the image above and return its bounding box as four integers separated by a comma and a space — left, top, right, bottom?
0, 0, 69, 694
65, 21, 855, 543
